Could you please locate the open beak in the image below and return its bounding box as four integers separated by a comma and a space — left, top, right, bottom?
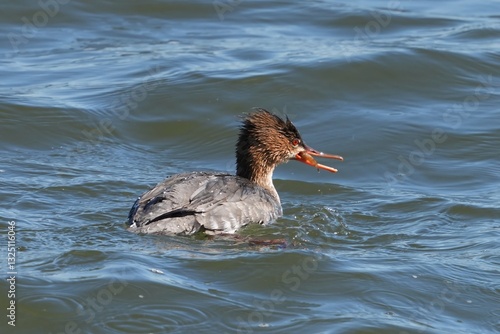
295, 144, 343, 173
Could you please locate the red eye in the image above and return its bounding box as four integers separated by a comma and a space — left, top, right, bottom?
292, 138, 300, 147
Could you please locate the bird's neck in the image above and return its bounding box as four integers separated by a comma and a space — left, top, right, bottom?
236, 152, 280, 203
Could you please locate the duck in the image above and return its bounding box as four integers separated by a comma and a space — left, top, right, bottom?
127, 108, 343, 235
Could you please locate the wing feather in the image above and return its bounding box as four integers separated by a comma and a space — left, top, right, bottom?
128, 172, 281, 235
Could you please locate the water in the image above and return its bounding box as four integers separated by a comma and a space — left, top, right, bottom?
1, 0, 499, 333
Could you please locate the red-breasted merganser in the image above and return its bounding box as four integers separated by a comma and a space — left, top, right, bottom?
128, 108, 343, 235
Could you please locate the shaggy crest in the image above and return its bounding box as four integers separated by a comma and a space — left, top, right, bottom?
236, 108, 304, 192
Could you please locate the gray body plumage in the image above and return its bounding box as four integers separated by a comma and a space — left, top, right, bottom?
128, 172, 282, 235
